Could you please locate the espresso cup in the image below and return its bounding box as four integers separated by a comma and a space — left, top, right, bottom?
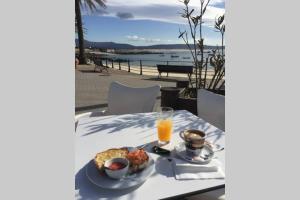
179, 129, 206, 156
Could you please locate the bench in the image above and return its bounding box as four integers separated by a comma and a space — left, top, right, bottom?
91, 58, 109, 73
156, 65, 194, 78
85, 53, 109, 73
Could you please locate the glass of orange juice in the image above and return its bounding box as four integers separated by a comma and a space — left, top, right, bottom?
157, 107, 174, 145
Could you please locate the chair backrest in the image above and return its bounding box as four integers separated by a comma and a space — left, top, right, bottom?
108, 81, 161, 115
197, 89, 225, 131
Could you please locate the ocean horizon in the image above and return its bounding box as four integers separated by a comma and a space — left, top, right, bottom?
89, 49, 217, 68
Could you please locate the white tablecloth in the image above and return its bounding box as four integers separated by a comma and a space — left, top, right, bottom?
75, 110, 225, 200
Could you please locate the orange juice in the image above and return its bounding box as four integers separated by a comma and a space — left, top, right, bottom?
157, 119, 173, 142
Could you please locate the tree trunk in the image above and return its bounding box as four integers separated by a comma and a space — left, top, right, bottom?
75, 0, 86, 64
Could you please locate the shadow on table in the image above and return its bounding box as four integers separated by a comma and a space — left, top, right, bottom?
78, 116, 116, 126
75, 161, 143, 200
81, 111, 224, 144
82, 113, 157, 136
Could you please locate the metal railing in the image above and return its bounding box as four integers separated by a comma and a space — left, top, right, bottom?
85, 54, 203, 75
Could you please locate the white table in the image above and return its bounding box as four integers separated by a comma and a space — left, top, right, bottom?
75, 110, 225, 200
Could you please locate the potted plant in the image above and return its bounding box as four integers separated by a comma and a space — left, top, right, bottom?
174, 0, 225, 114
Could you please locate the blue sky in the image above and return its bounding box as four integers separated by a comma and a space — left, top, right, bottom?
81, 0, 225, 46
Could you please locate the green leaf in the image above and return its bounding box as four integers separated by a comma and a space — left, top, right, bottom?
184, 0, 190, 5
189, 9, 194, 16
80, 0, 106, 13
178, 31, 186, 38
222, 25, 225, 33
191, 17, 198, 25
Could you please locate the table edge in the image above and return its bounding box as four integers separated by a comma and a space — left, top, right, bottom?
160, 184, 225, 200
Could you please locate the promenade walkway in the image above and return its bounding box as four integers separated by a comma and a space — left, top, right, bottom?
75, 64, 188, 113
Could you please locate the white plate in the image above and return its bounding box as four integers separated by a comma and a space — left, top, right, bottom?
174, 142, 214, 164
86, 153, 155, 190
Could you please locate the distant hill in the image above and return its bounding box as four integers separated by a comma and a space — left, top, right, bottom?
75, 39, 219, 50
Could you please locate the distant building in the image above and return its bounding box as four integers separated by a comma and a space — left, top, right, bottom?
106, 49, 115, 53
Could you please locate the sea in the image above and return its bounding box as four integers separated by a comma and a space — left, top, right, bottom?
95, 49, 215, 68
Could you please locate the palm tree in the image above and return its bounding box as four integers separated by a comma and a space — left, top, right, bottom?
75, 0, 106, 64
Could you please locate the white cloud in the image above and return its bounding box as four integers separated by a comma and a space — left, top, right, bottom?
125, 34, 222, 46
126, 35, 139, 41
83, 0, 225, 26
106, 0, 224, 7
126, 35, 163, 43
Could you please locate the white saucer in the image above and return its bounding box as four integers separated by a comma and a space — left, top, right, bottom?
204, 141, 222, 152
174, 142, 214, 164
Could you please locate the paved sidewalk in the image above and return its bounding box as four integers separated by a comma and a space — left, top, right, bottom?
75, 65, 188, 113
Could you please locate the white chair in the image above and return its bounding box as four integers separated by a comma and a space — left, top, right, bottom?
107, 81, 160, 115
197, 89, 225, 131
75, 82, 161, 130
195, 90, 225, 199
